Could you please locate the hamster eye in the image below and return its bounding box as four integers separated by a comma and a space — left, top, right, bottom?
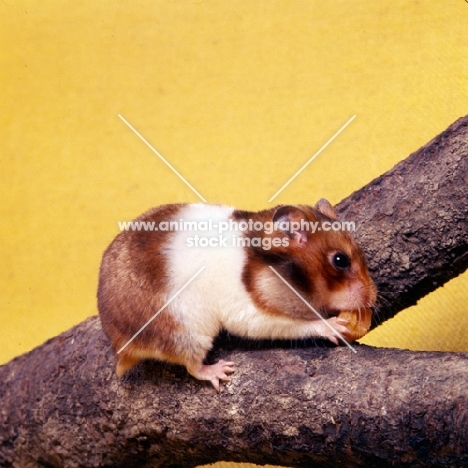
332, 252, 350, 270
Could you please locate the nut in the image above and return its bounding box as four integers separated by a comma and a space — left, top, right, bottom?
338, 308, 372, 341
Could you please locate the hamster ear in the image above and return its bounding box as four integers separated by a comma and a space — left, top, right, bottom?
315, 198, 337, 220
272, 206, 307, 246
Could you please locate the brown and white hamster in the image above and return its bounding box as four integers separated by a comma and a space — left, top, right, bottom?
98, 199, 377, 391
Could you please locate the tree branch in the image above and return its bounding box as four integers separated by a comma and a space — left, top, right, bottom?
1, 116, 468, 467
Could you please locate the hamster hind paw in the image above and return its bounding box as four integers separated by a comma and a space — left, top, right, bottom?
188, 360, 236, 392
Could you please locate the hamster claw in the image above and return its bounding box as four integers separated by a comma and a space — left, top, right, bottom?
335, 317, 349, 326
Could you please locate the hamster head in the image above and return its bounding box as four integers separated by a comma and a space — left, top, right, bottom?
242, 199, 377, 320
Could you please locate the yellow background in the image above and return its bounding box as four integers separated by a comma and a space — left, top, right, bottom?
2, 0, 468, 363
1, 0, 468, 419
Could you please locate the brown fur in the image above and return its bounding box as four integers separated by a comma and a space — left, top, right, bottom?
98, 204, 189, 374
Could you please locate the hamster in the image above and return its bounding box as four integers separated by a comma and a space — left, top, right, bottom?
98, 200, 377, 391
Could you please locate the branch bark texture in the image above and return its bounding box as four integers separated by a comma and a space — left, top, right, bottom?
1, 116, 468, 467
1, 318, 467, 468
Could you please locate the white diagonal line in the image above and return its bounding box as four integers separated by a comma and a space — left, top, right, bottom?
118, 114, 207, 203
268, 115, 356, 202
269, 266, 356, 353
117, 266, 206, 354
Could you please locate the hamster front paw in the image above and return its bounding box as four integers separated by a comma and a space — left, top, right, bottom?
317, 316, 352, 345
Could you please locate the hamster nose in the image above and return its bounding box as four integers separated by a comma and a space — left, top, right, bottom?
350, 280, 377, 307
363, 283, 377, 307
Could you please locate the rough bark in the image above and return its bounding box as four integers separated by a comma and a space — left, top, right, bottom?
1, 116, 468, 467
1, 318, 468, 468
